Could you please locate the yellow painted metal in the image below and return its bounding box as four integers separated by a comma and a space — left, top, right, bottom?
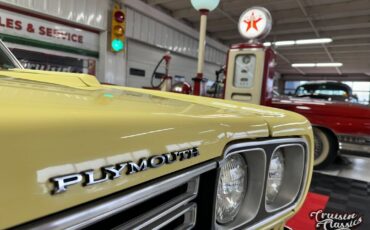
0, 70, 313, 229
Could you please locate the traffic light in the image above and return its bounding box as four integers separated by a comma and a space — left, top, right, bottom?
111, 4, 126, 52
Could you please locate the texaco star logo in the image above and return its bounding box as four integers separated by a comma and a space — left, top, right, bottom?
238, 7, 272, 39
244, 12, 262, 32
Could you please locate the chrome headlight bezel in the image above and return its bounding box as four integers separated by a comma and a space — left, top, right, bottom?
214, 138, 310, 230
214, 149, 267, 229
265, 144, 306, 212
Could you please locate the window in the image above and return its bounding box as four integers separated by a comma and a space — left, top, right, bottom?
343, 81, 370, 105
129, 68, 146, 77
284, 81, 307, 95
284, 81, 370, 105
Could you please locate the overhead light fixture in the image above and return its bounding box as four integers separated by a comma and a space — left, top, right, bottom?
292, 63, 343, 68
264, 38, 333, 47
292, 63, 316, 68
316, 63, 343, 67
295, 38, 332, 45
191, 0, 220, 11
274, 40, 295, 46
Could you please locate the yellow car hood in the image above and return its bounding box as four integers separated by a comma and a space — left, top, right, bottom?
0, 70, 312, 228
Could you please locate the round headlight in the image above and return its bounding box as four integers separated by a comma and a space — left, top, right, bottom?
216, 154, 247, 224
266, 149, 285, 205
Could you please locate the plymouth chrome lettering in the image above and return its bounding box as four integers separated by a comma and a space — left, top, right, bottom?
50, 147, 199, 194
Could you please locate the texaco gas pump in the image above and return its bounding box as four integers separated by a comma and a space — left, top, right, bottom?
224, 7, 276, 106
149, 7, 277, 103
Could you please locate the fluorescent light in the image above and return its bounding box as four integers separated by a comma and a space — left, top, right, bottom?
292, 63, 343, 68
316, 63, 343, 67
274, 40, 295, 46
263, 38, 333, 47
292, 63, 315, 68
296, 38, 332, 45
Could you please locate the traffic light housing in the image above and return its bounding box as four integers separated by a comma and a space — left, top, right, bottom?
111, 4, 126, 52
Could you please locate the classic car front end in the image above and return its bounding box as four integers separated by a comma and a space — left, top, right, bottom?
0, 29, 315, 230
0, 67, 313, 229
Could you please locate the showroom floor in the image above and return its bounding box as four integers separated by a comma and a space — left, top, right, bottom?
317, 154, 370, 183
288, 154, 370, 229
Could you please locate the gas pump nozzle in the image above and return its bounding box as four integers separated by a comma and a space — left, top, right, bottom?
160, 52, 172, 91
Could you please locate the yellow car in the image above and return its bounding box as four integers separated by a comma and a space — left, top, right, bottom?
0, 42, 313, 229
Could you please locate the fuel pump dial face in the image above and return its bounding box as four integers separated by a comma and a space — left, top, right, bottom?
234, 54, 256, 88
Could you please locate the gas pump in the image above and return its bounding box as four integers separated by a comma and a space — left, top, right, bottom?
148, 7, 276, 100
223, 7, 276, 106
150, 52, 173, 92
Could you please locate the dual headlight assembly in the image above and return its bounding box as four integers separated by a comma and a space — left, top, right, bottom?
215, 142, 307, 228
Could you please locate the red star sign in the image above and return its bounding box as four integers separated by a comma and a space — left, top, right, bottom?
244, 12, 262, 32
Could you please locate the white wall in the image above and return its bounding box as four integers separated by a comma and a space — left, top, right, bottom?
125, 6, 227, 65
126, 39, 221, 88
0, 0, 108, 30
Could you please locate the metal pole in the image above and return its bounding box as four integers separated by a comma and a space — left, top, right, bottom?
193, 10, 208, 96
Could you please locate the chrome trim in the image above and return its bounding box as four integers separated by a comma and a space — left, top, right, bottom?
339, 142, 370, 154
250, 208, 293, 229
337, 134, 370, 153
223, 138, 308, 154
153, 203, 197, 230
17, 162, 217, 230
114, 177, 199, 230
337, 134, 370, 143
0, 40, 24, 69
215, 148, 267, 229
265, 144, 306, 212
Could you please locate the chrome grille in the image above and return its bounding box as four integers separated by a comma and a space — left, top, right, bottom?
14, 162, 217, 230
113, 178, 199, 230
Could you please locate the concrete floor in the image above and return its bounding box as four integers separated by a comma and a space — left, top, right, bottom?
315, 154, 370, 183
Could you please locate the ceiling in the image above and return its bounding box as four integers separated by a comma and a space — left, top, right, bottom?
144, 0, 370, 79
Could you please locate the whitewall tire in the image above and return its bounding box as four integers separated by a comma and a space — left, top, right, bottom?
313, 127, 338, 169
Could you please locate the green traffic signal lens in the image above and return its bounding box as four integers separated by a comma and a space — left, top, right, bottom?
112, 39, 124, 52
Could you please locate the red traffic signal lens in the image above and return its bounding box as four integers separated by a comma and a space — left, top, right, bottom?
114, 10, 125, 22
113, 25, 124, 36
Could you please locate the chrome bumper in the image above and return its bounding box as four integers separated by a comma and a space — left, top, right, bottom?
337, 134, 370, 154
339, 142, 370, 154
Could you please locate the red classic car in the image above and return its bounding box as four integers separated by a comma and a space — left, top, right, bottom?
272, 97, 370, 168
222, 43, 370, 169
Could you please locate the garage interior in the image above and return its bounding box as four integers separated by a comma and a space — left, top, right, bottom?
0, 0, 369, 229
149, 0, 370, 104
128, 0, 370, 228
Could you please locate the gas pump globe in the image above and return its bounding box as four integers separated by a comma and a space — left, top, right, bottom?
224, 7, 275, 106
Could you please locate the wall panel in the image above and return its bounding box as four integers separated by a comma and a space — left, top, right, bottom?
127, 39, 221, 89
0, 0, 108, 29
126, 7, 226, 66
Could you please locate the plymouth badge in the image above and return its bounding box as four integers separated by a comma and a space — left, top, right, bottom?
50, 147, 199, 194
